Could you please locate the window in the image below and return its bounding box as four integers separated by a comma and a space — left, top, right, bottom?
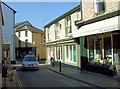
25, 39, 28, 47
95, 35, 102, 61
55, 22, 60, 39
65, 16, 72, 35
18, 32, 21, 37
89, 36, 94, 62
104, 33, 112, 64
18, 40, 21, 47
56, 46, 62, 60
65, 44, 76, 63
25, 30, 28, 37
87, 32, 120, 66
59, 24, 62, 29
47, 27, 50, 41
76, 10, 81, 20
113, 31, 120, 64
95, 0, 105, 15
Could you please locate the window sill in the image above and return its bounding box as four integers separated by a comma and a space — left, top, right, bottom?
94, 10, 105, 16
65, 34, 73, 39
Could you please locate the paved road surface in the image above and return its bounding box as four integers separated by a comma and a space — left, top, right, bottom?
17, 65, 95, 88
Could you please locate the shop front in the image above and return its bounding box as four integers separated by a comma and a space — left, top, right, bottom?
46, 39, 80, 67
85, 31, 120, 76
74, 15, 120, 76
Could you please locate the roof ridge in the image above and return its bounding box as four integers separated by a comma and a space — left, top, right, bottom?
15, 21, 32, 27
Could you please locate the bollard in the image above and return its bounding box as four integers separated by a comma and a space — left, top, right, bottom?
52, 61, 54, 67
59, 61, 61, 72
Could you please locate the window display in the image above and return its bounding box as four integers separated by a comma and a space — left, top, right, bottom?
104, 33, 112, 65
65, 44, 76, 63
89, 36, 94, 63
95, 35, 102, 64
87, 31, 120, 67
113, 31, 120, 64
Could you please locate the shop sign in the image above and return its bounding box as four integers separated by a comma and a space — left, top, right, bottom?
100, 25, 120, 33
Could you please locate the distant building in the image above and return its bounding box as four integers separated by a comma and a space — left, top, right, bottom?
1, 2, 16, 64
15, 21, 46, 60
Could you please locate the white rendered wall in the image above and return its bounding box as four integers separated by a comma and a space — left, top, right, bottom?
2, 3, 15, 61
15, 30, 32, 46
45, 11, 81, 43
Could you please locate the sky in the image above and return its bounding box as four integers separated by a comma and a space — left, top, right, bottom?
6, 2, 80, 29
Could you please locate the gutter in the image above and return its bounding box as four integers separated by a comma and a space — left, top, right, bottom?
75, 9, 120, 28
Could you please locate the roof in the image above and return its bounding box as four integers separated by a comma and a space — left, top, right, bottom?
15, 21, 44, 34
2, 2, 16, 13
44, 4, 80, 28
15, 25, 44, 34
0, 1, 4, 25
15, 21, 32, 28
27, 26, 44, 34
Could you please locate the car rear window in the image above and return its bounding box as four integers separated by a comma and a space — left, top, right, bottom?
24, 56, 36, 61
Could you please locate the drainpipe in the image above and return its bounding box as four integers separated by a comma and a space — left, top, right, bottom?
80, 0, 83, 21
0, 24, 3, 64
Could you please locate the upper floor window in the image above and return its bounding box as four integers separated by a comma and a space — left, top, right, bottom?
95, 0, 105, 15
76, 9, 81, 20
65, 16, 72, 35
25, 39, 28, 47
18, 40, 21, 47
18, 32, 21, 37
55, 22, 61, 39
47, 27, 51, 41
25, 30, 28, 37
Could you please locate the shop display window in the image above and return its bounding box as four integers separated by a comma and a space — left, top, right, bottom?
65, 44, 76, 63
89, 36, 94, 63
113, 31, 120, 64
88, 33, 113, 65
104, 33, 112, 65
95, 35, 102, 64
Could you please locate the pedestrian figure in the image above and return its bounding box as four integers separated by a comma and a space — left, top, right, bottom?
50, 51, 55, 67
8, 67, 16, 81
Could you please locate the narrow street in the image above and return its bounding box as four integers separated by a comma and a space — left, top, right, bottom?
17, 65, 94, 87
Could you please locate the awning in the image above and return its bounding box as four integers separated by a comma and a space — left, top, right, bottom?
73, 16, 120, 38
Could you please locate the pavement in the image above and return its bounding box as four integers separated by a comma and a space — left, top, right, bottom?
1, 64, 23, 89
45, 61, 120, 88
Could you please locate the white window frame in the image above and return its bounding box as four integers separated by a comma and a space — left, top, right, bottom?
47, 27, 51, 41
94, 0, 105, 14
64, 44, 76, 63
55, 22, 60, 39
65, 16, 72, 35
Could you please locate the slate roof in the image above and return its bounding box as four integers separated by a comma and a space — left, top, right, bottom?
15, 21, 32, 28
15, 21, 43, 33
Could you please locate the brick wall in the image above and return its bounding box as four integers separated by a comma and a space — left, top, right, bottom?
82, 0, 95, 21
106, 0, 120, 12
82, 0, 120, 21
